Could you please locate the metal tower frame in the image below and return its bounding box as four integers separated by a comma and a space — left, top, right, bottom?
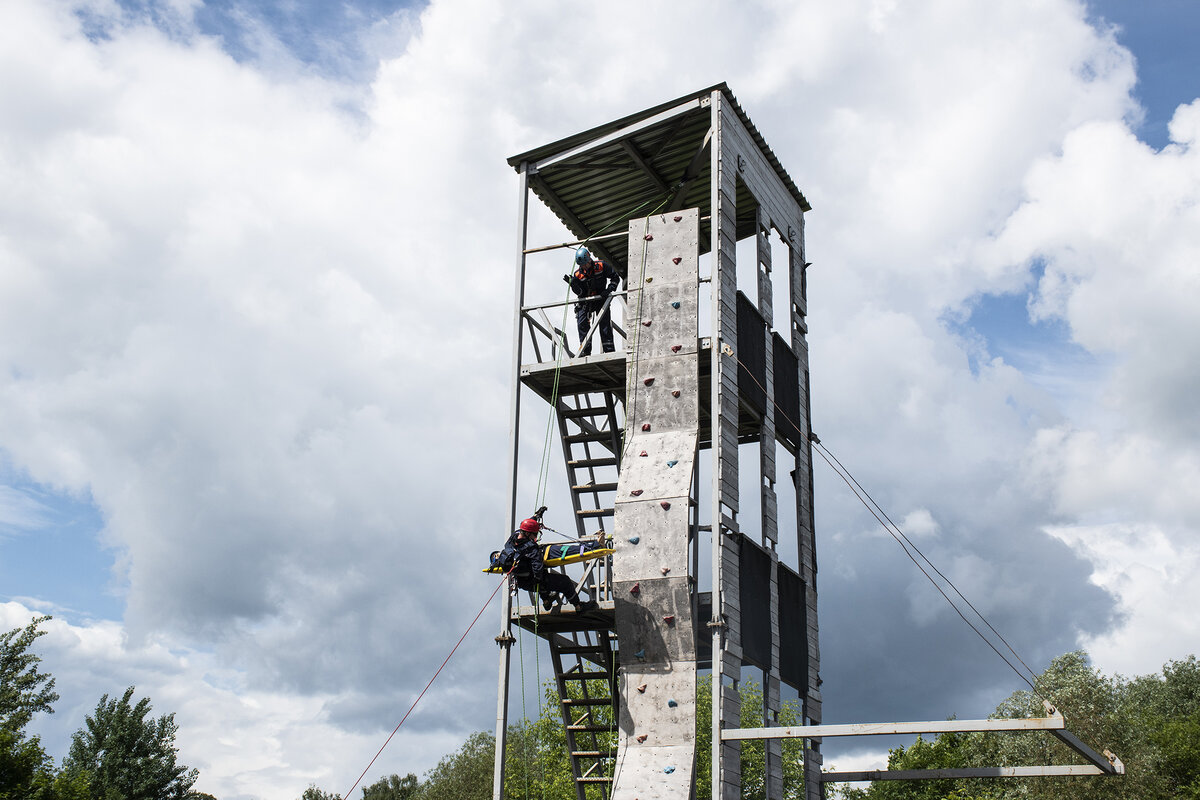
491, 84, 1121, 800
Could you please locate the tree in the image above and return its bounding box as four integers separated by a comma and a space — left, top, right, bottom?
362, 773, 418, 800
64, 686, 198, 800
0, 616, 89, 800
836, 651, 1200, 800
300, 786, 341, 800
0, 615, 59, 735
412, 731, 496, 800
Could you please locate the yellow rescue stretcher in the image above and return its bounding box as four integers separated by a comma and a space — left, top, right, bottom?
484, 542, 614, 574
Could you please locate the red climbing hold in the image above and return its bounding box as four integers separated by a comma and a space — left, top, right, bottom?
671, 345, 682, 353
672, 257, 682, 265
673, 215, 682, 222
642, 320, 652, 327
630, 582, 640, 594
671, 390, 681, 398
661, 566, 671, 575
644, 377, 654, 386
630, 489, 644, 496
663, 614, 675, 624
641, 423, 651, 431
644, 234, 653, 241
639, 451, 648, 457
637, 734, 648, 743
660, 501, 671, 510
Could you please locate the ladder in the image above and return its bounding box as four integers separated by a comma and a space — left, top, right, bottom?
555, 390, 623, 547
549, 629, 620, 800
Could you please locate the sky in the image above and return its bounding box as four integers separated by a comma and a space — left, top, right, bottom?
1, 0, 1199, 798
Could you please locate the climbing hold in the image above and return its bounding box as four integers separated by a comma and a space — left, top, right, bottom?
670, 344, 682, 353
671, 301, 680, 309
630, 489, 644, 497
645, 277, 653, 283
661, 567, 671, 575
637, 734, 648, 743
642, 320, 652, 327
671, 390, 680, 398
643, 377, 655, 386
667, 699, 678, 708
667, 459, 678, 468
634, 648, 646, 660
628, 535, 640, 544
664, 766, 676, 774
660, 501, 671, 510
641, 423, 651, 431
644, 234, 653, 241
630, 582, 640, 594
663, 614, 675, 623
637, 683, 647, 693
639, 451, 648, 457
672, 256, 682, 265
673, 215, 682, 222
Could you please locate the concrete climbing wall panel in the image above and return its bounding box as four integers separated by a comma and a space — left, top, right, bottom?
612, 209, 700, 800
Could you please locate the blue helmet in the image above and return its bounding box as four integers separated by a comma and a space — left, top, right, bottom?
575, 246, 592, 267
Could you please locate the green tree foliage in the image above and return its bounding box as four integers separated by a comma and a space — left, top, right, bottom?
837, 651, 1200, 800
0, 616, 89, 800
695, 676, 807, 800
412, 730, 496, 800
0, 615, 59, 735
64, 686, 199, 800
362, 773, 418, 800
300, 786, 341, 800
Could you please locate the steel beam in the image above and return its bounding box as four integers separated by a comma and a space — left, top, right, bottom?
492, 161, 531, 800
534, 97, 706, 171
822, 765, 1116, 782
721, 716, 1069, 740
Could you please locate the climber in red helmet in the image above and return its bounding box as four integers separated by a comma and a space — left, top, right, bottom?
496, 509, 596, 612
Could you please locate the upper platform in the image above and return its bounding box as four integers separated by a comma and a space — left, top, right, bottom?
519, 337, 805, 453
507, 83, 810, 279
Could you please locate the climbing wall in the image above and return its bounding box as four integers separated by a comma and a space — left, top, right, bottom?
611, 209, 701, 800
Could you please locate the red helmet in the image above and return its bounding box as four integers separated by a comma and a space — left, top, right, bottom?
519, 518, 542, 533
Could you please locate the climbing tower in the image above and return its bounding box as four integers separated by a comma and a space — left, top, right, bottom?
491, 84, 1125, 800
492, 85, 820, 800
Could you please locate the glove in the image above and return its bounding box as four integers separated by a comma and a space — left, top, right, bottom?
562, 274, 572, 284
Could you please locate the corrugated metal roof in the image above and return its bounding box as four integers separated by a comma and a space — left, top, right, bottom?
508, 83, 809, 277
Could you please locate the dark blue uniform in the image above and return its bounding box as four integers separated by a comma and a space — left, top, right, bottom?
501, 530, 580, 608
568, 257, 620, 356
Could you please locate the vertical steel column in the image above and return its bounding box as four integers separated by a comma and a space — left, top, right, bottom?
492, 162, 531, 800
788, 222, 823, 800
709, 88, 743, 800
757, 213, 783, 800
709, 90, 725, 800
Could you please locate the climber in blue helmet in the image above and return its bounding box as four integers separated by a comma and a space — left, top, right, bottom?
563, 246, 621, 357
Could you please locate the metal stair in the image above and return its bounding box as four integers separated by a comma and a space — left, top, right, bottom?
549, 629, 619, 800
555, 390, 623, 542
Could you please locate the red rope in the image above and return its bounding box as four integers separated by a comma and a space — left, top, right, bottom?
340, 564, 516, 800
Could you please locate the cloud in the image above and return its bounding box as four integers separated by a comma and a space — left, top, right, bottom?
1, 0, 1197, 795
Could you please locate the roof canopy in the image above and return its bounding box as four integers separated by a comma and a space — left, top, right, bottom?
508, 83, 809, 274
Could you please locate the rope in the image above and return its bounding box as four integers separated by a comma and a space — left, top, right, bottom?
727, 349, 1047, 698
339, 564, 517, 800
534, 282, 573, 509
517, 594, 532, 800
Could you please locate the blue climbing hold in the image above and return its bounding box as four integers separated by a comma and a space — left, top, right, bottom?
667, 698, 678, 707
667, 459, 678, 468
628, 536, 640, 544
664, 766, 676, 774
671, 301, 680, 309
635, 648, 646, 660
